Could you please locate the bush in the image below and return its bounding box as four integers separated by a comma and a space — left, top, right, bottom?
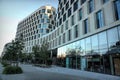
2, 66, 23, 74
47, 59, 52, 66
1, 61, 10, 67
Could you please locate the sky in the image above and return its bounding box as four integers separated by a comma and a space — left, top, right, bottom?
0, 0, 58, 56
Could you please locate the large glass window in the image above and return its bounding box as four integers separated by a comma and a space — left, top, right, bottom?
85, 37, 91, 55
89, 0, 94, 13
80, 39, 85, 55
91, 34, 99, 53
96, 10, 104, 28
74, 25, 78, 38
78, 9, 82, 20
84, 19, 89, 34
107, 27, 119, 48
114, 0, 120, 20
118, 26, 120, 39
74, 0, 78, 12
98, 31, 108, 54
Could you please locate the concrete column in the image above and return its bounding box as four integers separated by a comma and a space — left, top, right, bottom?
110, 55, 114, 75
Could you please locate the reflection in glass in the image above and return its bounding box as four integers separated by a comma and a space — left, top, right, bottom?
91, 34, 99, 53
98, 31, 108, 54
107, 27, 119, 49
85, 37, 91, 55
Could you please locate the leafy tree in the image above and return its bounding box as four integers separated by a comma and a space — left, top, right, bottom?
2, 34, 24, 66
32, 41, 50, 64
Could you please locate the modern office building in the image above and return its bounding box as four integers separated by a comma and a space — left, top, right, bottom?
16, 6, 56, 53
16, 0, 120, 76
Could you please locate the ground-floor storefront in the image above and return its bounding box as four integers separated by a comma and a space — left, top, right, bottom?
56, 26, 120, 76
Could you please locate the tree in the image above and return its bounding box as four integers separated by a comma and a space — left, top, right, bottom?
32, 41, 50, 64
2, 34, 24, 66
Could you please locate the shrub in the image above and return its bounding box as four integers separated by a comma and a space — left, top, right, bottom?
1, 61, 10, 67
47, 59, 52, 66
2, 66, 23, 74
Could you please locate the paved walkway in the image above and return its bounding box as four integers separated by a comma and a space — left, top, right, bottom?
35, 65, 120, 80
0, 64, 120, 80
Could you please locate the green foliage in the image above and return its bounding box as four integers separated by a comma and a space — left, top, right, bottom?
1, 61, 10, 67
2, 34, 24, 63
2, 66, 23, 74
46, 59, 52, 65
32, 41, 51, 64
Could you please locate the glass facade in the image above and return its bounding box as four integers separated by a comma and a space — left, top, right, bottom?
57, 26, 120, 74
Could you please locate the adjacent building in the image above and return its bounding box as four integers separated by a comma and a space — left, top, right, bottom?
16, 0, 120, 76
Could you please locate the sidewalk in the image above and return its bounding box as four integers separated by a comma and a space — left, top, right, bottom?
35, 65, 120, 80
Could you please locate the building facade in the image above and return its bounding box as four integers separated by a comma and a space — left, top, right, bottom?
16, 6, 56, 53
16, 0, 120, 76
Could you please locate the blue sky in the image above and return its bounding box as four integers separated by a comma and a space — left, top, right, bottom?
0, 0, 58, 56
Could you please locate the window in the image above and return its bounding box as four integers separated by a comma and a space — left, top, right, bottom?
66, 1, 69, 10
74, 0, 78, 12
59, 18, 62, 25
42, 9, 45, 13
61, 25, 63, 33
47, 9, 51, 13
68, 8, 71, 17
62, 8, 64, 15
74, 25, 78, 38
91, 34, 99, 52
85, 37, 91, 54
114, 0, 120, 20
63, 33, 65, 43
71, 15, 74, 26
59, 36, 61, 45
71, 0, 74, 4
65, 20, 68, 30
64, 0, 67, 4
89, 0, 94, 13
81, 0, 86, 5
68, 29, 71, 41
103, 0, 109, 4
78, 9, 82, 20
107, 27, 119, 48
96, 10, 104, 28
98, 31, 108, 54
41, 19, 44, 23
84, 19, 89, 34
63, 13, 66, 22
